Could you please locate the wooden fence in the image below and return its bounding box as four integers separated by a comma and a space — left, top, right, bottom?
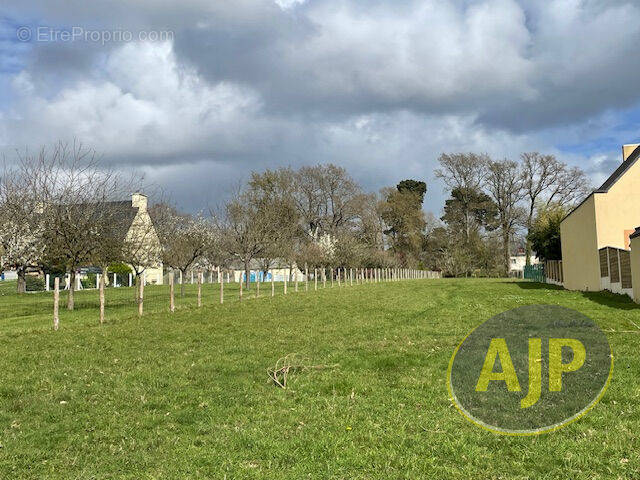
48, 267, 442, 330
599, 246, 633, 294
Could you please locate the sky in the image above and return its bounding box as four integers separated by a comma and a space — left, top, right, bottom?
1, 0, 640, 214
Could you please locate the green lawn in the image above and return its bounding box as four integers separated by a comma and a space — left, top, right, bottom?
0, 278, 639, 479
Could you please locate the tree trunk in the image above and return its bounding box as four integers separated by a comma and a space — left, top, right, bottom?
16, 268, 27, 294
502, 228, 511, 277
525, 209, 534, 266
244, 260, 251, 290
67, 270, 75, 310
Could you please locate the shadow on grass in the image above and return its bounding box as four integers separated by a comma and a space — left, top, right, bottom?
507, 281, 564, 291
509, 280, 640, 310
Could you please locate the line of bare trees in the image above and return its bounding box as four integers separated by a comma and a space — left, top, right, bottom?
0, 142, 593, 298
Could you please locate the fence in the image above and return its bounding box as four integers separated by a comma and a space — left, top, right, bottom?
598, 246, 633, 296
523, 264, 545, 283
523, 261, 563, 286
0, 267, 442, 332
545, 260, 563, 285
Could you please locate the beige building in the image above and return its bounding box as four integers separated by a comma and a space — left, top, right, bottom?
121, 193, 163, 284
561, 144, 640, 291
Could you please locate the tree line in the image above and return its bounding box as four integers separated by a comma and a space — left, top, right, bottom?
0, 143, 591, 304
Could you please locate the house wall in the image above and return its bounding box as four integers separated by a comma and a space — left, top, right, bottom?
560, 195, 600, 291
631, 236, 640, 303
593, 164, 640, 250
125, 197, 164, 285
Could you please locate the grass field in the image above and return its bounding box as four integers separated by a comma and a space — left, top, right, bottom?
0, 278, 639, 479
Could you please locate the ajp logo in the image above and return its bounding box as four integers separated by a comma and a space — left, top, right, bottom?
447, 305, 613, 435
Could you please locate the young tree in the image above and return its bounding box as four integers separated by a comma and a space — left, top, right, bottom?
155, 208, 212, 297
484, 159, 526, 276
35, 142, 135, 310
0, 164, 46, 293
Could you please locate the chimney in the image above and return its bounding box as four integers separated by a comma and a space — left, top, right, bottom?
131, 192, 147, 211
622, 144, 640, 162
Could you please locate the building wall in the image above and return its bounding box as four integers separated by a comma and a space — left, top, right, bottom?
593, 164, 640, 250
631, 237, 640, 303
125, 195, 164, 285
560, 195, 600, 291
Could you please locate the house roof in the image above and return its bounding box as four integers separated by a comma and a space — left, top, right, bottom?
101, 201, 139, 240
562, 144, 640, 223
595, 144, 640, 193
50, 199, 140, 241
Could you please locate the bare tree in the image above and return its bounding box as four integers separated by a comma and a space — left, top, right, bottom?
485, 159, 526, 276
29, 142, 136, 310
153, 205, 212, 297
247, 169, 302, 276
293, 164, 363, 240
520, 152, 591, 264
221, 180, 298, 288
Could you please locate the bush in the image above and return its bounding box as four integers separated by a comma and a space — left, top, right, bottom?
81, 273, 97, 289
108, 263, 133, 275
25, 276, 45, 292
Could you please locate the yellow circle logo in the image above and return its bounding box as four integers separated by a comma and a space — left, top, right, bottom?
447, 305, 613, 435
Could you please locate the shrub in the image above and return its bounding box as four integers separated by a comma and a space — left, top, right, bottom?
81, 273, 97, 289
25, 276, 45, 292
108, 262, 133, 275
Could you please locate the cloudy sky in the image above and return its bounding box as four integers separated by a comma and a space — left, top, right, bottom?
1, 0, 639, 213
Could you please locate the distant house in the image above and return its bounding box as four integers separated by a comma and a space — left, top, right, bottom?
112, 193, 163, 284
228, 259, 304, 283
560, 144, 640, 291
509, 249, 539, 277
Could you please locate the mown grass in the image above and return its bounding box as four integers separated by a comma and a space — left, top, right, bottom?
0, 278, 639, 479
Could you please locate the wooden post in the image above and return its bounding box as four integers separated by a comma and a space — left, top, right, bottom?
170, 272, 175, 312
99, 274, 105, 324
197, 272, 202, 307
138, 277, 144, 317
45, 273, 50, 291
129, 273, 132, 287
305, 264, 309, 292
323, 268, 326, 288
256, 272, 260, 298
239, 276, 243, 300
284, 271, 288, 295
219, 270, 224, 304
314, 268, 318, 291
337, 268, 341, 287
53, 277, 60, 331
271, 270, 275, 297
295, 267, 299, 292
350, 268, 353, 286
331, 268, 334, 287
191, 271, 194, 284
